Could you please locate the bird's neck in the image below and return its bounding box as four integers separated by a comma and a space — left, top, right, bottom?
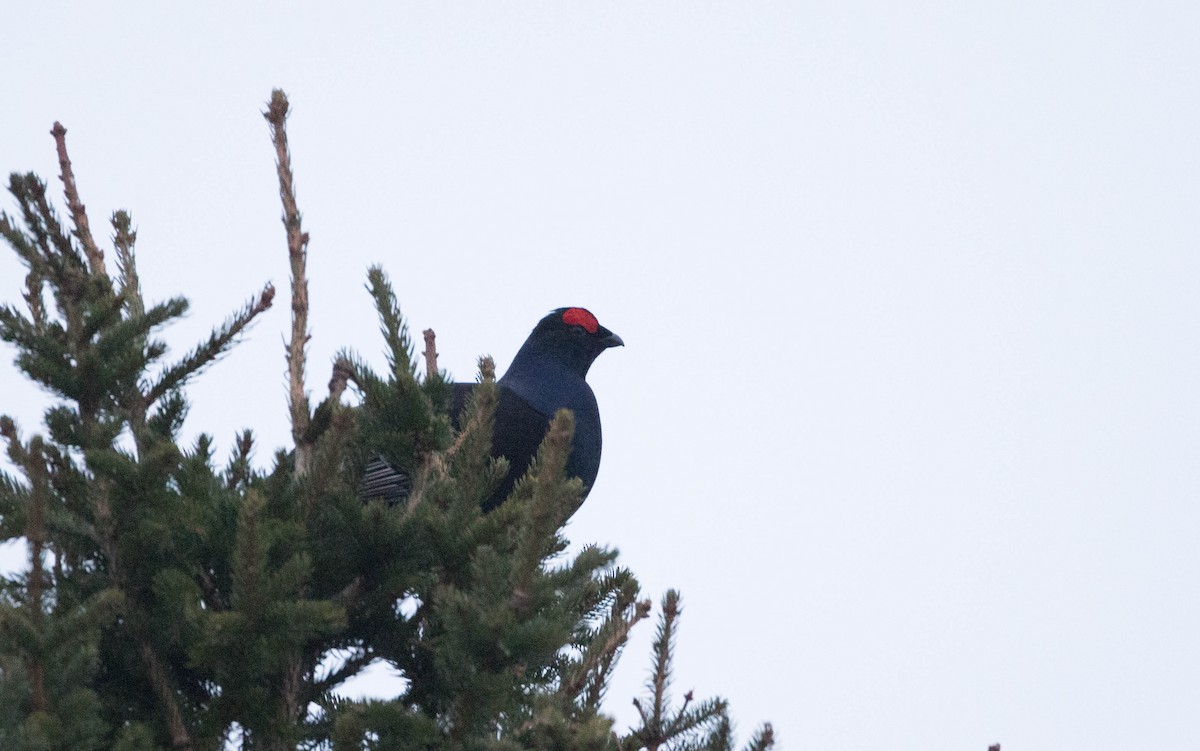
500, 346, 594, 413
508, 339, 592, 379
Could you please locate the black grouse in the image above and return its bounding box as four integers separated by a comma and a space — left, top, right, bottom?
361, 307, 622, 510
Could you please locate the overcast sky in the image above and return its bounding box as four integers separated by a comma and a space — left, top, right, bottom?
3, 3, 1199, 749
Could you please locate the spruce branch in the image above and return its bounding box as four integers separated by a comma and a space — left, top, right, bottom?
511, 409, 577, 611
621, 590, 744, 751
565, 595, 653, 702
145, 283, 275, 405
0, 304, 33, 350
4, 172, 89, 302
226, 429, 255, 490
25, 169, 86, 272
0, 415, 22, 464
13, 173, 58, 260
664, 696, 728, 745
0, 207, 37, 268
443, 355, 496, 461
50, 121, 105, 277
265, 88, 313, 478
650, 590, 681, 729
744, 724, 776, 751
111, 209, 143, 316
589, 596, 653, 704
23, 269, 45, 329
406, 355, 500, 512
311, 647, 376, 695
24, 435, 50, 714
230, 488, 267, 618
682, 714, 731, 751
365, 265, 413, 380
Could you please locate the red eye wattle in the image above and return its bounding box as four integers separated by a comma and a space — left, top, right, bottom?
562, 307, 599, 334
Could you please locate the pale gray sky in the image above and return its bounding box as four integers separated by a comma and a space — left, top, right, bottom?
3, 3, 1199, 749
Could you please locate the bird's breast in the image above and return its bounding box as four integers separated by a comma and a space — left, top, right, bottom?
499, 358, 603, 489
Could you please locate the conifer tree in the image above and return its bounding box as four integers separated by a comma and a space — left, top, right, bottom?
0, 90, 774, 751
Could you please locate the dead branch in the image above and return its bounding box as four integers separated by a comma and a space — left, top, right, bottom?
50, 122, 105, 277
422, 328, 438, 379
264, 90, 313, 478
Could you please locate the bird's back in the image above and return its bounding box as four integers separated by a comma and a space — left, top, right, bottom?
362, 378, 602, 510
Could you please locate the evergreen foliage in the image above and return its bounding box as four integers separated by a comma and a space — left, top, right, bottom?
0, 91, 773, 751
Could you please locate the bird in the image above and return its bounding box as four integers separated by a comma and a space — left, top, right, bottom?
361, 307, 623, 511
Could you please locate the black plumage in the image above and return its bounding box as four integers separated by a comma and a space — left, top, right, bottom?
361, 307, 622, 510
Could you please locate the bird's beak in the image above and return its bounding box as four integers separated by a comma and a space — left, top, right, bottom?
600, 329, 624, 348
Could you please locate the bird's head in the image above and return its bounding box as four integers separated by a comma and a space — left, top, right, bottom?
525, 307, 623, 377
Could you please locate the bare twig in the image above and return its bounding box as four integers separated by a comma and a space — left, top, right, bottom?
262, 91, 317, 746
328, 357, 354, 404
50, 122, 105, 277
422, 328, 438, 379
264, 89, 313, 478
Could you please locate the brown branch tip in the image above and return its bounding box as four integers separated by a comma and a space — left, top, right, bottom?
256, 283, 276, 313
51, 121, 105, 276
264, 87, 312, 476
328, 358, 354, 401
264, 89, 289, 126
422, 328, 438, 379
